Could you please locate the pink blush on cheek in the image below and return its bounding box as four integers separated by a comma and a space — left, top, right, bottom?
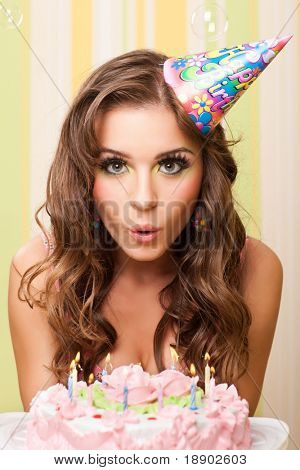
93, 180, 113, 205
93, 177, 124, 201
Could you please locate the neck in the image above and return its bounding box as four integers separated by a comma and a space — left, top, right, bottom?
112, 249, 177, 284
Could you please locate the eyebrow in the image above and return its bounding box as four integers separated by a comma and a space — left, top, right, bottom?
97, 146, 195, 160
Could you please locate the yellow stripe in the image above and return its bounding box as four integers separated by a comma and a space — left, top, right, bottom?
136, 0, 146, 48
154, 0, 187, 55
71, 0, 93, 98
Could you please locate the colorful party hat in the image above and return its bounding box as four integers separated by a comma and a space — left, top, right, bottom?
163, 35, 292, 135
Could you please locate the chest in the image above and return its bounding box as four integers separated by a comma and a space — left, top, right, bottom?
96, 278, 177, 374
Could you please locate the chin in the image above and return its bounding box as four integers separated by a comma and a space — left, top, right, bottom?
120, 245, 167, 262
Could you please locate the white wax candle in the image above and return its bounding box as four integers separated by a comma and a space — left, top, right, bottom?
204, 363, 210, 397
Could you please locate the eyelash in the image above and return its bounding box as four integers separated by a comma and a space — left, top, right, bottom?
96, 153, 190, 176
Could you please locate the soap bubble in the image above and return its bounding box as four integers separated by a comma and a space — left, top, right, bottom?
0, 1, 23, 30
190, 2, 228, 42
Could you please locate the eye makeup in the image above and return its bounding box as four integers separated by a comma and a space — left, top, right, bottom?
96, 152, 191, 176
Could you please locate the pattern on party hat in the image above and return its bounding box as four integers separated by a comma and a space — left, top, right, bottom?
163, 36, 292, 136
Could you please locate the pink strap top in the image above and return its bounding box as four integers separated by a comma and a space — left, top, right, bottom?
40, 229, 55, 255
40, 229, 60, 292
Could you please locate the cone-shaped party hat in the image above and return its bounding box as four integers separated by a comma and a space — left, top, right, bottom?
163, 35, 292, 135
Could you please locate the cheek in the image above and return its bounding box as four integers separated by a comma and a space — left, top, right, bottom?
164, 169, 203, 237
93, 177, 124, 222
172, 168, 203, 215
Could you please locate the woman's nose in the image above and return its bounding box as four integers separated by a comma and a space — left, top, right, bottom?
129, 170, 158, 210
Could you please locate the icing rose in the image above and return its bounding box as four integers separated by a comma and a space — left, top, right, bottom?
102, 364, 157, 405
151, 369, 192, 397
210, 383, 240, 406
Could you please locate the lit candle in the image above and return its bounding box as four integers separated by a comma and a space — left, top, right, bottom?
169, 345, 179, 370
189, 363, 199, 410
204, 352, 211, 397
72, 358, 78, 400
101, 352, 112, 385
87, 373, 94, 407
75, 351, 83, 376
106, 352, 113, 372
75, 351, 80, 364
68, 360, 74, 401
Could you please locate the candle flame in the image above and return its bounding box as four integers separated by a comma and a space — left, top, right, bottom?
169, 345, 179, 362
70, 359, 75, 370
105, 352, 111, 364
204, 352, 210, 362
190, 363, 196, 376
88, 373, 94, 384
75, 351, 80, 363
210, 366, 215, 376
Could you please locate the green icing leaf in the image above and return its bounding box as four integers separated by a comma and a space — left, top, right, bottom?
77, 388, 88, 400
128, 402, 158, 414
162, 388, 203, 408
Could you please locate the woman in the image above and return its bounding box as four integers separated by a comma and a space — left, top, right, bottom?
8, 49, 283, 415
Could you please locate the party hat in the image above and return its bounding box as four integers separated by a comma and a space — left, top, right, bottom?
163, 35, 292, 135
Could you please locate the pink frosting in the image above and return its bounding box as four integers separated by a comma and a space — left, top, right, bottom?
28, 383, 68, 410
151, 369, 192, 396
56, 400, 87, 420
26, 396, 251, 450
103, 364, 157, 405
100, 409, 140, 428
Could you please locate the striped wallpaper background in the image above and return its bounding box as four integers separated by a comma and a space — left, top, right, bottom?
0, 0, 299, 448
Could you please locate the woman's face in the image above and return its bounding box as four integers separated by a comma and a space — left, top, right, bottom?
93, 104, 203, 265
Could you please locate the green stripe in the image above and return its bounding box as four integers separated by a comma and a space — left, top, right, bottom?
0, 0, 30, 411
225, 0, 260, 239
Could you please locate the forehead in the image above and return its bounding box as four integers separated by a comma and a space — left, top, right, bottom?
94, 105, 197, 154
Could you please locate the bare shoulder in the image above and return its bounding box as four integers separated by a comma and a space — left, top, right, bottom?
11, 232, 51, 291
240, 236, 283, 300
8, 232, 58, 411
236, 236, 283, 415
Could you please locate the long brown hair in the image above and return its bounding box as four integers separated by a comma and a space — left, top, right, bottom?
18, 49, 253, 390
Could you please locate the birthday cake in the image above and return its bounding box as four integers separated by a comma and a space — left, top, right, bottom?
26, 363, 251, 450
